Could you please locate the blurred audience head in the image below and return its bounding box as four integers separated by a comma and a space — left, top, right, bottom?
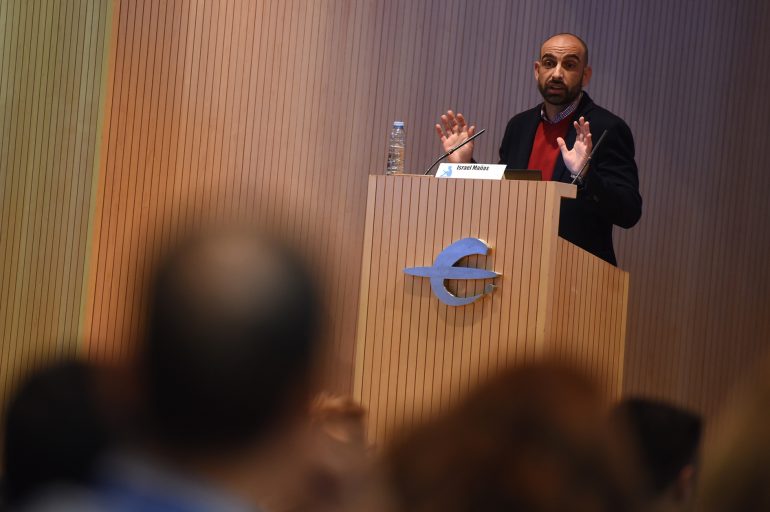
381, 362, 640, 512
2, 360, 112, 508
142, 229, 321, 455
611, 398, 702, 511
698, 355, 770, 511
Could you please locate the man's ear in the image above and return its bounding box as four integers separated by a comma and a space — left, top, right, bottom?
674, 464, 697, 502
582, 66, 593, 87
534, 61, 541, 81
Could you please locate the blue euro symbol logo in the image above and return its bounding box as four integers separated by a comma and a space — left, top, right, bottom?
403, 238, 499, 306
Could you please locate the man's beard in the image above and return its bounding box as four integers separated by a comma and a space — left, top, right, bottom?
538, 80, 582, 106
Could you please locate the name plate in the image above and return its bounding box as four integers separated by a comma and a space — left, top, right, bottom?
435, 163, 506, 180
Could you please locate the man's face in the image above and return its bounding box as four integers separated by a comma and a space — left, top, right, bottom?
534, 35, 592, 107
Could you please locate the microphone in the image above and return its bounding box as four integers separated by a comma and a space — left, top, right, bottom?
571, 129, 608, 184
423, 128, 487, 176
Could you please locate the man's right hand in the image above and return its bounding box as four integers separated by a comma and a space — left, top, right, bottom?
435, 110, 475, 163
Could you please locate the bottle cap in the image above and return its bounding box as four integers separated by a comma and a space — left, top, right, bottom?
393, 121, 404, 128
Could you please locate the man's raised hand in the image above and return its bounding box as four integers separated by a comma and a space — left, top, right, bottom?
557, 116, 592, 175
435, 110, 475, 163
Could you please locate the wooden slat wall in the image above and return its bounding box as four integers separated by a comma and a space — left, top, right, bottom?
0, 0, 111, 418
73, 0, 769, 424
550, 237, 629, 401
82, 0, 380, 389
612, 1, 770, 421
353, 176, 572, 444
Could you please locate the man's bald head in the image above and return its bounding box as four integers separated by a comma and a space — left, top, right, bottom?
143, 231, 320, 452
540, 33, 589, 66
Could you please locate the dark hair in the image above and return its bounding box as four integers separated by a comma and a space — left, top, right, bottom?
542, 33, 590, 66
612, 398, 702, 495
384, 363, 640, 512
3, 361, 111, 507
143, 231, 320, 452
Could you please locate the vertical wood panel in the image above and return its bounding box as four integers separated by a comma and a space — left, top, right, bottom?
0, 0, 112, 439
550, 238, 628, 400
354, 177, 576, 444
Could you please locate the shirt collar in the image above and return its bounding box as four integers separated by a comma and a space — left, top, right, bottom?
540, 92, 582, 124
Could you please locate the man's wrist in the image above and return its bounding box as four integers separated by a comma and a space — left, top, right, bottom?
570, 169, 585, 188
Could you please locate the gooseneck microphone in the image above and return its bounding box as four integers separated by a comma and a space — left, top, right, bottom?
571, 129, 608, 184
423, 128, 487, 176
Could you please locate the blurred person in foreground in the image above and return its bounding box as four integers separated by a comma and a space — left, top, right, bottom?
28, 231, 324, 511
697, 355, 770, 511
2, 361, 113, 510
611, 398, 702, 512
303, 393, 370, 512
379, 362, 642, 512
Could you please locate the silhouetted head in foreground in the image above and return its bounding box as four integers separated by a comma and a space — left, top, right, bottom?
697, 354, 770, 511
611, 398, 702, 511
143, 230, 320, 454
3, 360, 112, 508
382, 363, 640, 512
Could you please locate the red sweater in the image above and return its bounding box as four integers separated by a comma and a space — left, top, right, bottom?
527, 115, 574, 181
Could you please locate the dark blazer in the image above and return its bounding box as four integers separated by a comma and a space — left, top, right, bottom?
498, 92, 642, 266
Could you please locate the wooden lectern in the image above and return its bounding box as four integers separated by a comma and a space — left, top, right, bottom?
353, 176, 629, 444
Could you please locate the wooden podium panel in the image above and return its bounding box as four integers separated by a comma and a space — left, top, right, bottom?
550, 238, 629, 400
353, 176, 628, 444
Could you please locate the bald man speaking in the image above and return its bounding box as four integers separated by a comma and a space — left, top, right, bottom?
435, 33, 641, 266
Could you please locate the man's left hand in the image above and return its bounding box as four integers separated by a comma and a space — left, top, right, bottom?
557, 116, 592, 175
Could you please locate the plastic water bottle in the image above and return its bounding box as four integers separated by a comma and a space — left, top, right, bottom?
386, 121, 405, 175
